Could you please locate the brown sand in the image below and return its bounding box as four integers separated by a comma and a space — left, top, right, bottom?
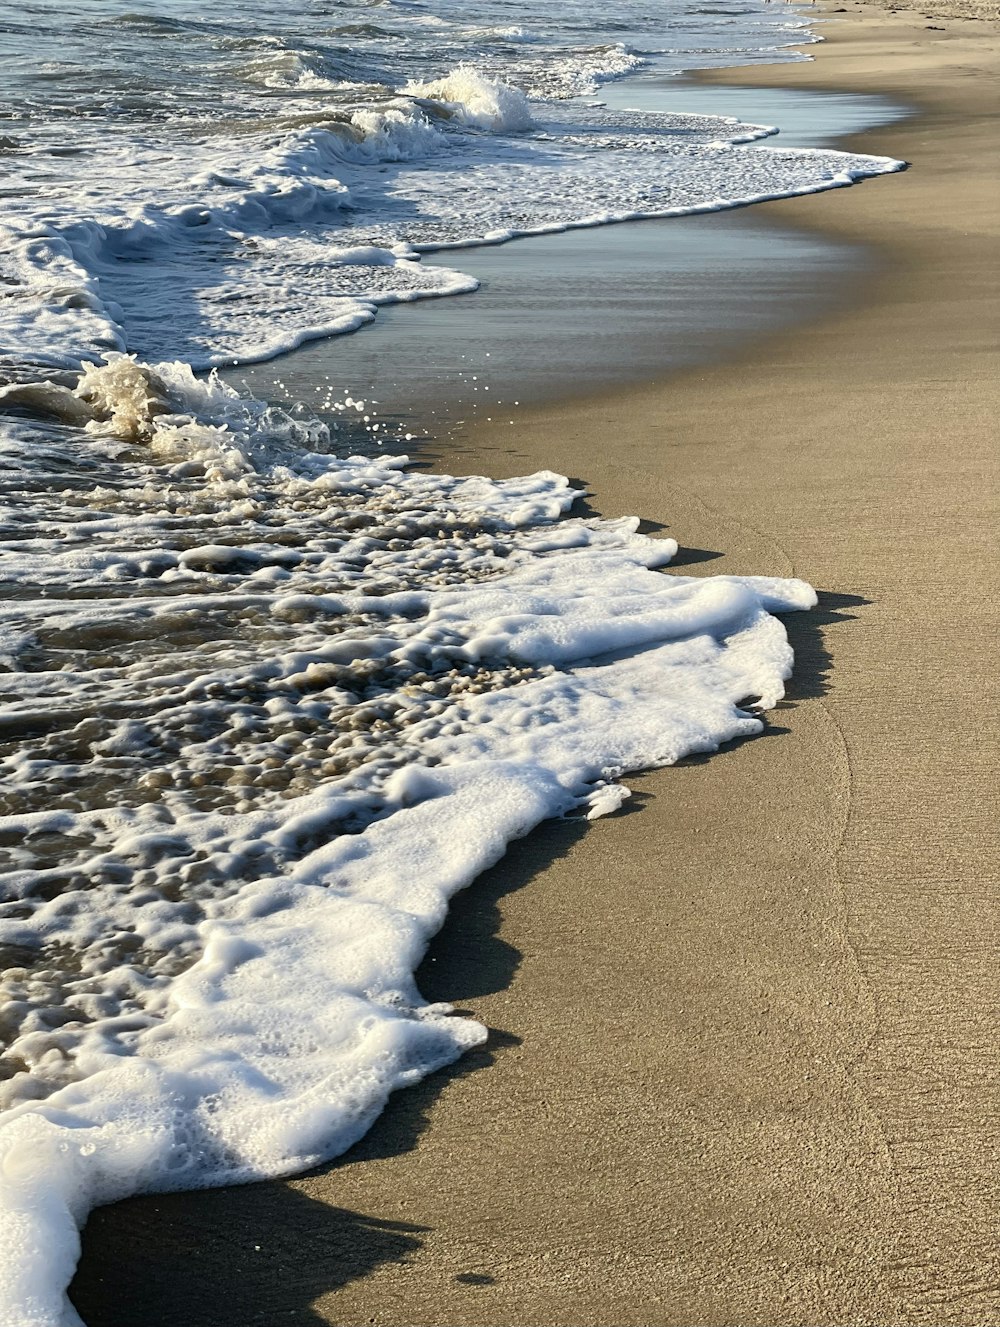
71, 6, 999, 1325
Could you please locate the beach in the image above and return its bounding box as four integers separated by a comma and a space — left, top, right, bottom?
48, 3, 999, 1324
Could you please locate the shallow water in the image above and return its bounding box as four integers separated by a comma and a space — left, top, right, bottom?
0, 0, 900, 374
227, 208, 864, 425
226, 80, 903, 423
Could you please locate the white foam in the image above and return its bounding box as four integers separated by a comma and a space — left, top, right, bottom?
405, 68, 537, 133
0, 361, 815, 1323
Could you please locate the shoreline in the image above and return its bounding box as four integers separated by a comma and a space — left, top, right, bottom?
226, 74, 901, 430
71, 6, 999, 1325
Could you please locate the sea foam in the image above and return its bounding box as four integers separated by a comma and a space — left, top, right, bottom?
405, 68, 537, 132
0, 359, 815, 1324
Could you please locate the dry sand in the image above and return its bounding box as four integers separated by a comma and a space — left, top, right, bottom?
72, 5, 999, 1324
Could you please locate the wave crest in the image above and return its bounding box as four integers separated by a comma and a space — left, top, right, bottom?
405, 67, 536, 134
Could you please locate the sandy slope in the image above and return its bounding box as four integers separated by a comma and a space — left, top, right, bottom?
72, 6, 999, 1324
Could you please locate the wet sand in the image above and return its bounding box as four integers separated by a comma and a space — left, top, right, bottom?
227, 207, 870, 422
225, 84, 899, 428
71, 4, 999, 1325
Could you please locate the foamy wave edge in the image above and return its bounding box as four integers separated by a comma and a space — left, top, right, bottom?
0, 66, 906, 374
0, 359, 817, 1326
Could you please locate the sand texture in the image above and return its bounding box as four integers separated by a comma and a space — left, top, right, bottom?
860, 0, 999, 21
71, 5, 999, 1325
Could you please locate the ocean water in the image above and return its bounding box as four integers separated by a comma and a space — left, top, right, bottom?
0, 3, 903, 1323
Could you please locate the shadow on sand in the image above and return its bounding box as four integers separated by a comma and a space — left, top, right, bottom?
781, 589, 868, 702
69, 586, 864, 1325
69, 821, 587, 1326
